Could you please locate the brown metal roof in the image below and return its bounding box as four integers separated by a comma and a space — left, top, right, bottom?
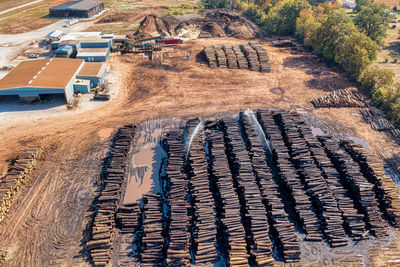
77, 62, 105, 77
0, 58, 84, 90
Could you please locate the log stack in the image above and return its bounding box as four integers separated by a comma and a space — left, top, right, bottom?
214, 45, 227, 68
233, 45, 249, 69
0, 146, 43, 224
222, 45, 238, 69
207, 128, 251, 266
164, 130, 191, 266
88, 125, 135, 266
240, 44, 260, 71
204, 45, 217, 68
249, 41, 271, 72
312, 89, 366, 108
116, 203, 140, 234
186, 120, 219, 265
360, 108, 394, 131
141, 193, 164, 265
241, 114, 300, 261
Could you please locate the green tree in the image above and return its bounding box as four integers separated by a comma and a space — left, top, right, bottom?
295, 8, 321, 46
264, 0, 311, 35
358, 67, 395, 91
354, 0, 373, 13
312, 9, 354, 62
335, 31, 378, 78
354, 2, 390, 45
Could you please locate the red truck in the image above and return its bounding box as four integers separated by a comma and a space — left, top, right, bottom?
156, 38, 183, 45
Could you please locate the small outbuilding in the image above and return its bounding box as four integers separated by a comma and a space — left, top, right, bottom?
76, 62, 107, 87
76, 47, 110, 62
49, 0, 104, 18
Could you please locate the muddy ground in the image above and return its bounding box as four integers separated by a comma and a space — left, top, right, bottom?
1, 33, 400, 265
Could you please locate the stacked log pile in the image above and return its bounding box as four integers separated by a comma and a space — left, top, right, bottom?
88, 125, 135, 266
233, 45, 249, 69
340, 141, 400, 226
293, 119, 366, 240
204, 45, 217, 68
241, 115, 300, 262
312, 89, 366, 108
141, 193, 164, 265
277, 113, 348, 247
214, 45, 227, 68
360, 108, 394, 131
164, 130, 191, 266
203, 43, 269, 72
116, 203, 140, 234
258, 110, 323, 242
186, 120, 219, 265
222, 45, 238, 69
224, 118, 274, 266
240, 44, 260, 71
0, 146, 43, 224
249, 41, 271, 72
320, 137, 387, 237
207, 128, 251, 266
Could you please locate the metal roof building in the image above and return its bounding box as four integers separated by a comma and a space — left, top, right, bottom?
49, 0, 104, 18
76, 62, 107, 87
0, 58, 85, 103
76, 47, 110, 62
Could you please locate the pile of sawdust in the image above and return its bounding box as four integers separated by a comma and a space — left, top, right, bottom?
134, 9, 263, 40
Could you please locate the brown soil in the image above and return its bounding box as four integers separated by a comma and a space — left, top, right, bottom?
1, 36, 400, 265
134, 9, 265, 39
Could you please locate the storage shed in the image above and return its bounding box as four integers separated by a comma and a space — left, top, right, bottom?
49, 0, 104, 18
0, 58, 84, 103
76, 62, 107, 87
76, 47, 110, 62
55, 45, 74, 58
73, 79, 91, 93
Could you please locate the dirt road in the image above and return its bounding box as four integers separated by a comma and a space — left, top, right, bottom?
1, 38, 400, 266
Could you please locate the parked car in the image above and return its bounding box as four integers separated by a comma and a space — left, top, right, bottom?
29, 54, 39, 58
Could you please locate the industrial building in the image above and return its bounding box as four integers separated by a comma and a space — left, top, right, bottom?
51, 32, 113, 62
49, 0, 104, 18
0, 58, 107, 103
76, 62, 107, 88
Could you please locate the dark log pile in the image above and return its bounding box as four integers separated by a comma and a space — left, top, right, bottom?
207, 128, 251, 266
340, 141, 400, 226
241, 114, 300, 262
360, 108, 394, 131
0, 146, 44, 224
224, 118, 274, 266
312, 89, 366, 108
293, 119, 366, 240
214, 45, 227, 68
164, 130, 191, 266
258, 111, 323, 242
88, 125, 135, 266
204, 45, 217, 68
320, 137, 387, 237
249, 41, 271, 72
222, 45, 239, 69
141, 193, 164, 266
203, 42, 269, 72
116, 203, 140, 234
186, 120, 219, 265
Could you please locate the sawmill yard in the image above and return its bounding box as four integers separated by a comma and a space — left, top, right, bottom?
2, 2, 400, 267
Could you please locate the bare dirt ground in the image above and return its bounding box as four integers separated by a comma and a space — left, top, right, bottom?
1, 34, 400, 265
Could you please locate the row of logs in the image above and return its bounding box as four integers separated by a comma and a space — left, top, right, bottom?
241, 114, 301, 261
0, 146, 43, 224
312, 89, 366, 108
88, 125, 135, 267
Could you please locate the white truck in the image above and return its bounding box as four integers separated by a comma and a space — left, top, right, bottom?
64, 18, 78, 27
